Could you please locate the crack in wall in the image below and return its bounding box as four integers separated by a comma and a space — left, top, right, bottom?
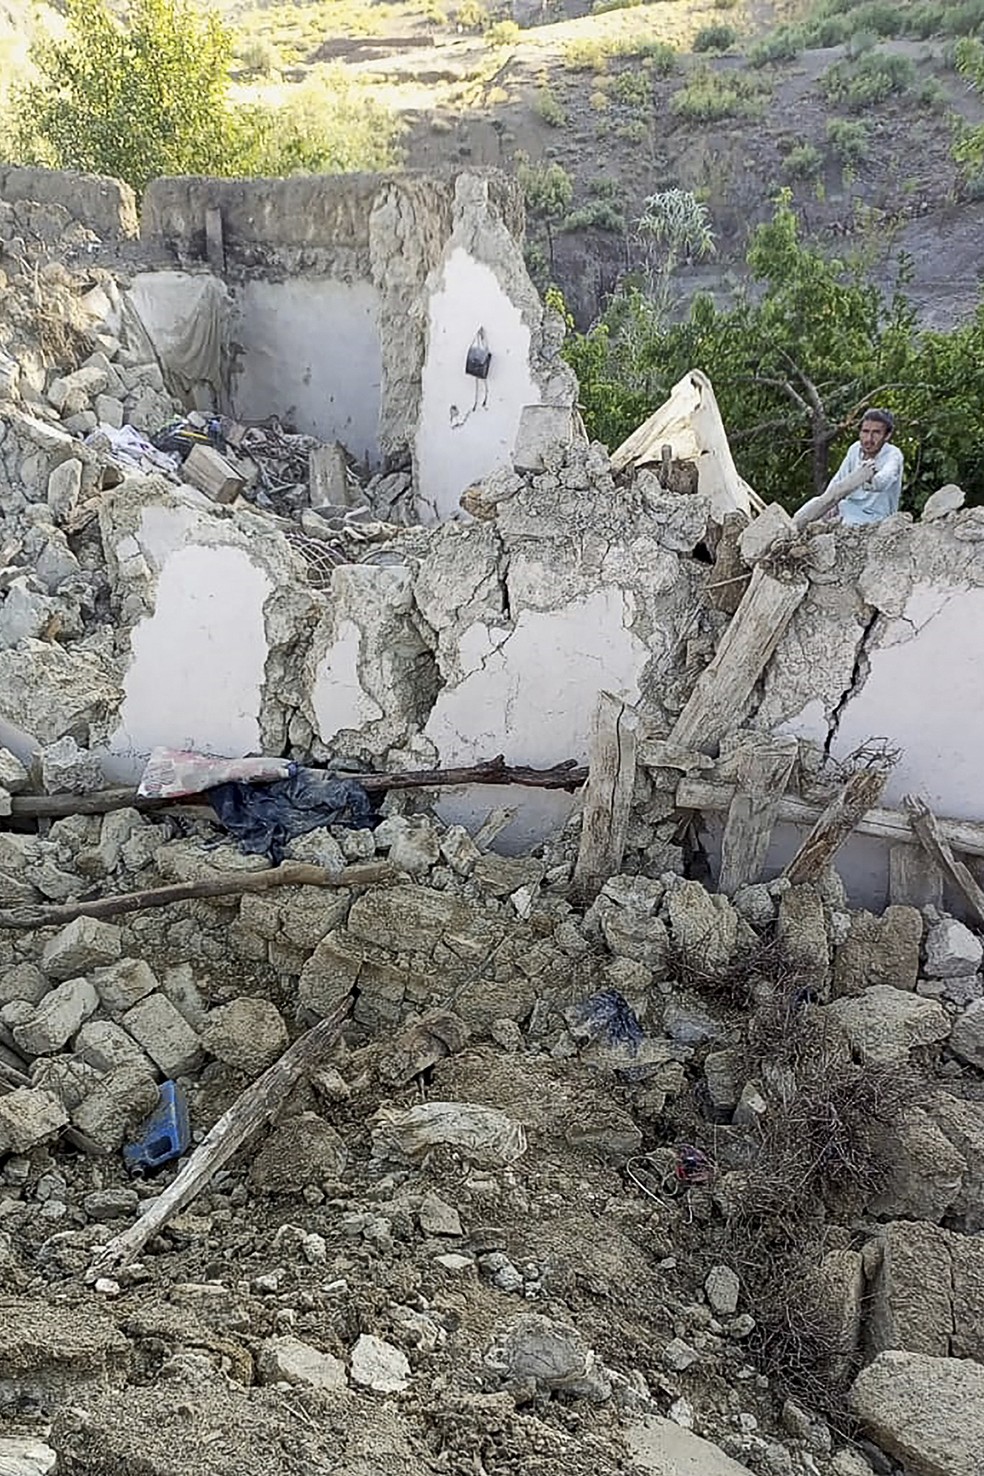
823, 607, 881, 758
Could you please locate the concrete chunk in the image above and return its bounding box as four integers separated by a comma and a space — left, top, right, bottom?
924, 916, 982, 979
257, 1336, 346, 1391
0, 1087, 68, 1153
13, 977, 98, 1056
71, 1065, 159, 1152
93, 957, 158, 1016
122, 994, 204, 1078
74, 1019, 155, 1077
41, 916, 122, 981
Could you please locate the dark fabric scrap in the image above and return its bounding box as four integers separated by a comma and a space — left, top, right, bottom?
207, 768, 375, 863
572, 989, 645, 1053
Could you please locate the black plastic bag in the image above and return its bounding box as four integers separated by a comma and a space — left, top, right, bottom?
207, 768, 376, 863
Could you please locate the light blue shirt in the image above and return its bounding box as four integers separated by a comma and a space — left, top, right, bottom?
832, 441, 904, 525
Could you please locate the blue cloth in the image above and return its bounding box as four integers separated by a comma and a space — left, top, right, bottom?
831, 441, 904, 525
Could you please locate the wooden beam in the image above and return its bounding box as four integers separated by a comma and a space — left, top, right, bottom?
718, 738, 798, 895
87, 996, 352, 1280
0, 860, 395, 931
572, 693, 639, 905
904, 795, 984, 928
676, 777, 984, 859
792, 461, 876, 531
784, 768, 887, 885
667, 565, 809, 754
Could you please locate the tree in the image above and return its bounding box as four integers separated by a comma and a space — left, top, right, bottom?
564, 194, 984, 512
635, 189, 715, 316
13, 0, 248, 193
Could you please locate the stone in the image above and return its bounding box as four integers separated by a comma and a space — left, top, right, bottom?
251, 1112, 347, 1192
41, 916, 122, 981
0, 1298, 130, 1408
93, 957, 159, 1016
705, 1264, 740, 1316
13, 977, 98, 1056
374, 815, 441, 876
46, 457, 82, 521
71, 1065, 159, 1153
350, 1333, 410, 1394
704, 1049, 739, 1114
94, 393, 125, 429
371, 1101, 526, 1167
257, 1336, 346, 1392
82, 1187, 140, 1222
826, 985, 949, 1063
283, 827, 346, 871
777, 885, 830, 995
200, 998, 288, 1077
122, 994, 204, 1078
0, 747, 29, 793
870, 1107, 965, 1222
298, 932, 362, 1021
663, 1338, 700, 1371
600, 905, 670, 974
833, 906, 922, 995
484, 1313, 610, 1400
160, 965, 208, 1031
512, 403, 575, 473
0, 580, 57, 648
0, 962, 48, 1007
924, 916, 982, 979
0, 1435, 57, 1475
440, 825, 481, 876
732, 883, 775, 929
850, 1350, 984, 1476
921, 483, 965, 521
867, 1220, 984, 1362
625, 1416, 756, 1476
739, 502, 794, 564
948, 997, 984, 1069
666, 882, 753, 974
472, 852, 544, 898
74, 1020, 154, 1077
40, 736, 103, 795
931, 1094, 984, 1233
418, 1194, 463, 1236
0, 1087, 68, 1153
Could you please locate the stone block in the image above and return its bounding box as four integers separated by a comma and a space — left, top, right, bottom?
347, 884, 459, 956
825, 985, 949, 1063
74, 1019, 155, 1077
870, 1107, 965, 1222
71, 1065, 160, 1152
257, 1336, 346, 1391
47, 458, 82, 522
924, 916, 983, 978
41, 916, 122, 981
833, 906, 922, 995
122, 994, 204, 1078
13, 977, 98, 1056
949, 997, 984, 1070
160, 964, 207, 1031
298, 931, 362, 1020
625, 1417, 756, 1476
350, 1333, 410, 1394
0, 747, 29, 794
93, 957, 158, 1016
867, 1221, 953, 1357
0, 1087, 68, 1153
94, 394, 125, 429
31, 1055, 103, 1112
850, 1351, 984, 1476
512, 404, 575, 474
200, 998, 288, 1077
0, 962, 48, 1007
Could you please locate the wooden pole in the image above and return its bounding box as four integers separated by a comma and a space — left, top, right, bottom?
87, 996, 352, 1280
904, 795, 984, 928
792, 461, 875, 532
572, 693, 639, 905
0, 860, 395, 931
718, 738, 798, 895
783, 768, 888, 885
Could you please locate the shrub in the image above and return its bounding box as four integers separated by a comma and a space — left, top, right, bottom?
846, 28, 879, 57
783, 141, 823, 179
245, 69, 403, 176
591, 0, 643, 12
693, 23, 737, 52
563, 37, 611, 70
635, 40, 678, 74
611, 68, 652, 107
748, 25, 804, 65
485, 19, 520, 44
943, 0, 984, 37
826, 116, 868, 166
821, 50, 915, 109
671, 68, 769, 121
561, 201, 626, 231
533, 84, 567, 125
235, 36, 282, 76
454, 0, 489, 29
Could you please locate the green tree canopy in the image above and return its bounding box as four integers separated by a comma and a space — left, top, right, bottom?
564, 195, 984, 512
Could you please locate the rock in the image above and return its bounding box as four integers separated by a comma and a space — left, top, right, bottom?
777, 885, 830, 995
867, 1220, 984, 1361
931, 1093, 984, 1233
826, 985, 949, 1063
122, 993, 204, 1078
484, 1313, 610, 1401
0, 962, 48, 1007
251, 1112, 348, 1192
160, 964, 208, 1031
82, 1187, 140, 1222
418, 1194, 463, 1236
440, 825, 481, 876
371, 1101, 526, 1167
0, 747, 29, 793
0, 1435, 57, 1475
91, 957, 158, 1016
472, 852, 544, 898
0, 579, 57, 649
666, 883, 753, 975
70, 1065, 160, 1152
94, 393, 125, 429
47, 458, 82, 521
74, 1019, 154, 1077
40, 736, 103, 795
870, 1107, 965, 1222
704, 1049, 739, 1114
350, 1333, 410, 1394
0, 1298, 130, 1405
375, 815, 441, 876
625, 1416, 756, 1475
200, 998, 288, 1076
13, 977, 98, 1057
257, 1336, 346, 1391
834, 906, 922, 995
921, 483, 965, 521
40, 916, 122, 981
0, 1087, 68, 1153
949, 997, 984, 1069
599, 904, 670, 974
283, 827, 346, 871
850, 1350, 984, 1476
662, 998, 728, 1046
732, 883, 775, 929
704, 1264, 740, 1316
663, 1338, 700, 1371
924, 916, 982, 979
565, 1104, 642, 1160
739, 503, 793, 564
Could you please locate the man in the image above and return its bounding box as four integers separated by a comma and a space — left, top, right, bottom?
822, 408, 904, 526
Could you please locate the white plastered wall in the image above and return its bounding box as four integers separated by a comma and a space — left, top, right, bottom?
414, 248, 540, 523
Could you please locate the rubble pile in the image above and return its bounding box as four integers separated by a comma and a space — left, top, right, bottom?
2, 174, 984, 1476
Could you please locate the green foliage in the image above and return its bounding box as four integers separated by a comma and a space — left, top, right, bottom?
826, 116, 869, 167
247, 70, 402, 176
454, 0, 489, 30
748, 25, 804, 65
611, 69, 652, 107
561, 201, 626, 231
12, 0, 245, 191
783, 142, 824, 180
235, 36, 282, 76
671, 67, 768, 121
533, 84, 567, 125
563, 37, 611, 71
954, 38, 984, 171
693, 23, 737, 52
591, 0, 644, 13
485, 18, 521, 44
518, 158, 574, 218
821, 50, 915, 110
563, 194, 984, 511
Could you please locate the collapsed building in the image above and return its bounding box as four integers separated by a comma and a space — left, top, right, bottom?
1, 164, 983, 1476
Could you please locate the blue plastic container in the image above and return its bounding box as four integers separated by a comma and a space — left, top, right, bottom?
123, 1080, 191, 1174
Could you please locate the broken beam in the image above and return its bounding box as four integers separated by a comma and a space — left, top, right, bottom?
87, 995, 353, 1279
572, 693, 639, 905
0, 860, 395, 931
904, 794, 984, 928
718, 738, 798, 895
676, 778, 984, 859
7, 758, 588, 822
783, 767, 887, 885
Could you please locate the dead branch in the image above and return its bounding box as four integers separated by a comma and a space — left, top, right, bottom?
87, 996, 352, 1280
783, 768, 888, 885
0, 860, 395, 931
904, 794, 984, 928
7, 757, 588, 822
